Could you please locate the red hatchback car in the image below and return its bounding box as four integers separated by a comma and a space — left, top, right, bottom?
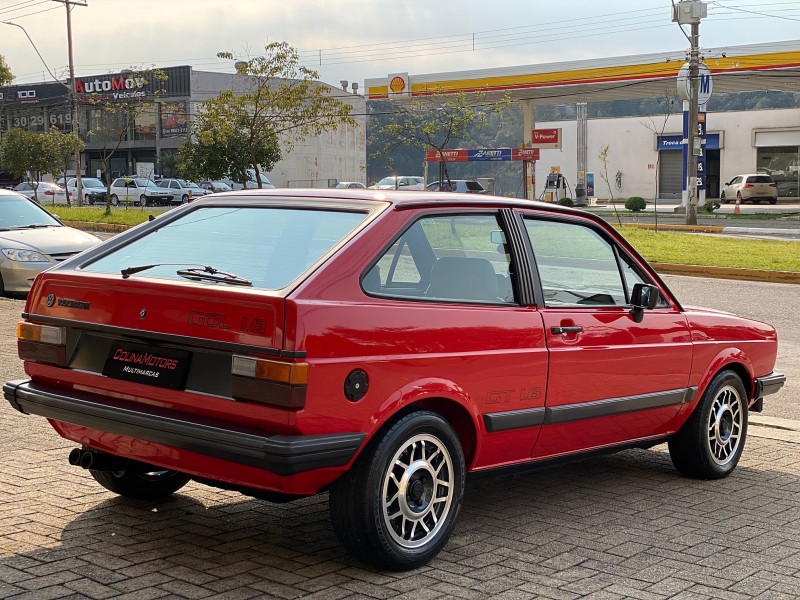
4, 190, 785, 570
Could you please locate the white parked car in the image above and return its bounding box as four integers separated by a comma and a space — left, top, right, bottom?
156, 178, 210, 204
54, 177, 107, 205
334, 181, 367, 189
369, 176, 424, 190
12, 182, 62, 202
109, 178, 174, 207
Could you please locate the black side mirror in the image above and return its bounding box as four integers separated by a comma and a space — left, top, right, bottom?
630, 283, 659, 323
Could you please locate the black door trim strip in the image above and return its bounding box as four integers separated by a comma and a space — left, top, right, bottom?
484, 387, 697, 432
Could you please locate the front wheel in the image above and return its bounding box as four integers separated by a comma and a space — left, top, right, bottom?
668, 370, 748, 479
720, 192, 728, 204
139, 194, 148, 207
90, 462, 190, 500
181, 194, 189, 203
110, 194, 119, 206
329, 410, 465, 570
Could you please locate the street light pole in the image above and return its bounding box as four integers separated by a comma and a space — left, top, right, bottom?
53, 0, 86, 205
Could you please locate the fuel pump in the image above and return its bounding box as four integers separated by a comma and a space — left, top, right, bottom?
543, 172, 567, 203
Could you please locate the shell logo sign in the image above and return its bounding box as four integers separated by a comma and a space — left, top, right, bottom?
388, 72, 409, 96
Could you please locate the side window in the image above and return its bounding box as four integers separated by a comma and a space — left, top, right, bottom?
524, 219, 626, 307
363, 213, 515, 304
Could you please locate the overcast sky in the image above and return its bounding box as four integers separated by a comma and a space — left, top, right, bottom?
2, 0, 799, 89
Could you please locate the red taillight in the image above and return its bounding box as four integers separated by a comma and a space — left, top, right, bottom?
769, 183, 777, 187
742, 183, 752, 188
44, 190, 55, 196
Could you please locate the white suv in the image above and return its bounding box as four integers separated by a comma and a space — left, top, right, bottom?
156, 178, 210, 204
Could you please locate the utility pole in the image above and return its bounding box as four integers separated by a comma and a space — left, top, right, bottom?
53, 0, 87, 205
673, 0, 707, 225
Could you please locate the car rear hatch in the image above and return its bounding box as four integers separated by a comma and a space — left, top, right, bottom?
12, 199, 381, 434
748, 176, 777, 196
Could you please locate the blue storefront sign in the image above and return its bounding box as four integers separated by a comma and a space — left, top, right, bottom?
467, 148, 512, 161
657, 133, 719, 151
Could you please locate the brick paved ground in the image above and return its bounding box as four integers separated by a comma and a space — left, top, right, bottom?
2, 296, 799, 599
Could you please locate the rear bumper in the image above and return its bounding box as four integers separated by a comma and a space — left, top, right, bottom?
3, 379, 364, 476
755, 371, 786, 398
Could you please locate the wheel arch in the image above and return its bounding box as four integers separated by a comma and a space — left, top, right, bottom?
361, 394, 479, 470
694, 349, 755, 407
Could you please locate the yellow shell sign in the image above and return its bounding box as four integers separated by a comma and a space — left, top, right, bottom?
389, 76, 406, 94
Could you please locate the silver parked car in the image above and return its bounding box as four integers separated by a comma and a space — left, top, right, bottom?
0, 189, 101, 296
156, 178, 210, 204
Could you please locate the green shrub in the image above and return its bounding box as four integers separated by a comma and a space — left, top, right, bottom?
557, 197, 574, 207
702, 200, 721, 213
624, 196, 647, 212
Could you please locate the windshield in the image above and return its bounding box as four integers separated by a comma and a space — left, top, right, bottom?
82, 206, 368, 290
135, 178, 158, 188
0, 195, 61, 229
377, 177, 396, 186
186, 182, 202, 189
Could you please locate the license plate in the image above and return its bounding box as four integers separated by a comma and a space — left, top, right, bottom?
102, 341, 191, 390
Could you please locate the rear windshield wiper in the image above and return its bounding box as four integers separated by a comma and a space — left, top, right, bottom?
176, 265, 253, 287
121, 262, 252, 286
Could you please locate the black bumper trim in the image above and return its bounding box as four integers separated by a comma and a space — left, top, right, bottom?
754, 371, 786, 399
3, 379, 364, 476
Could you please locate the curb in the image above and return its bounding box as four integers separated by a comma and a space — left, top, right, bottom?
62, 220, 130, 233
750, 415, 800, 444
652, 262, 800, 284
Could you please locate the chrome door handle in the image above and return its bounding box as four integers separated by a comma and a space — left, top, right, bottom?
551, 326, 583, 335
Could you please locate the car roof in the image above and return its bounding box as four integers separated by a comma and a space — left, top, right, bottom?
200, 188, 604, 221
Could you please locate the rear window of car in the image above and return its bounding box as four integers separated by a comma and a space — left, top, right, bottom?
81, 206, 369, 290
465, 181, 484, 191
749, 175, 774, 184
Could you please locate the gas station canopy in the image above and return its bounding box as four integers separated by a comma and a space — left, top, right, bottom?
365, 40, 800, 104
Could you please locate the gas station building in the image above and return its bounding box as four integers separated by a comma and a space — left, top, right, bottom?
365, 40, 800, 202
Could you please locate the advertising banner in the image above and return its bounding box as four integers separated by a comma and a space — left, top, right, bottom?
531, 128, 562, 149
511, 147, 540, 161
468, 148, 512, 161
160, 102, 188, 137
425, 148, 540, 162
425, 149, 468, 162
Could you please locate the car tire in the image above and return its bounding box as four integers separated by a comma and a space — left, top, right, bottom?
329, 410, 465, 571
139, 194, 148, 207
89, 462, 191, 500
668, 369, 748, 480
110, 194, 119, 206
769, 198, 777, 205
181, 194, 189, 203
720, 192, 728, 204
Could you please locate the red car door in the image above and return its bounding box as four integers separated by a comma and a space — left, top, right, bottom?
519, 215, 693, 458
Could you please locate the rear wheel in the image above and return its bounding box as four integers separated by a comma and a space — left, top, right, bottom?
720, 192, 728, 204
90, 462, 190, 501
181, 194, 189, 203
668, 370, 748, 479
110, 194, 119, 206
329, 410, 465, 570
768, 197, 777, 205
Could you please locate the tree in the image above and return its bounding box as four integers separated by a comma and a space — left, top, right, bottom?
183, 42, 355, 188
0, 53, 12, 87
83, 67, 167, 212
640, 92, 678, 231
41, 127, 84, 204
0, 128, 50, 201
370, 89, 509, 186
598, 145, 622, 227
